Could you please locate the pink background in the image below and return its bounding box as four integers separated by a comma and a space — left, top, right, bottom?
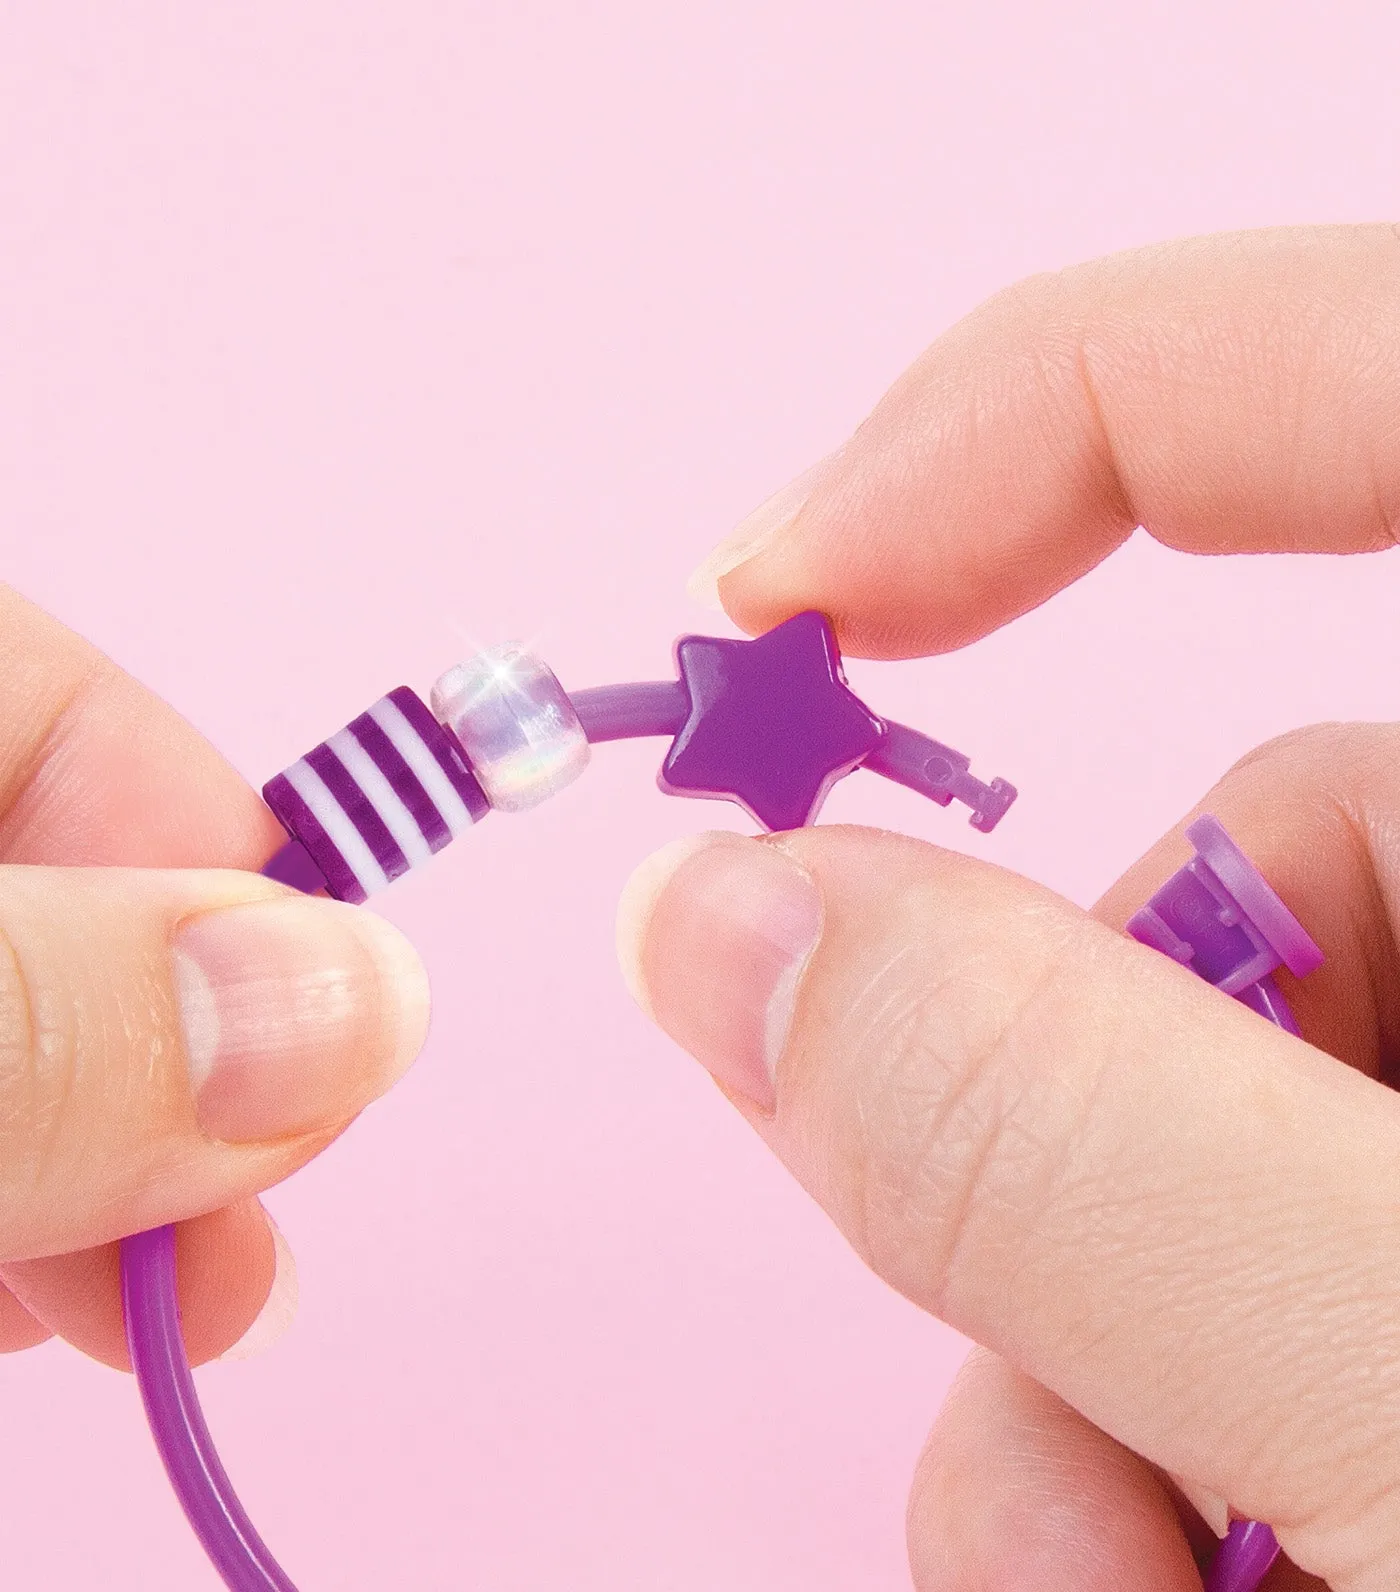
3, 3, 1400, 1586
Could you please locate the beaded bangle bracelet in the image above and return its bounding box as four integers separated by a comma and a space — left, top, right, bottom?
114, 610, 1315, 1592
253, 608, 1019, 912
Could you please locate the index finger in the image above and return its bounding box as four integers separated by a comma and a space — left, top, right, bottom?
699, 224, 1400, 657
0, 583, 285, 865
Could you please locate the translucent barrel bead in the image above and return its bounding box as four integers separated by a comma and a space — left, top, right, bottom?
430, 643, 590, 813
263, 686, 490, 904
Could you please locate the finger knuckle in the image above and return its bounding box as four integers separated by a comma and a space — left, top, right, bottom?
1219, 720, 1358, 783
1215, 722, 1400, 843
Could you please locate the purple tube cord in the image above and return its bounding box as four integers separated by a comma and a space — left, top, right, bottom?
122, 1226, 299, 1592
119, 616, 1313, 1591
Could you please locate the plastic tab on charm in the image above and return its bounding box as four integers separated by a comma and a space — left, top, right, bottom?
864, 722, 1018, 833
432, 644, 590, 813
1126, 814, 1322, 997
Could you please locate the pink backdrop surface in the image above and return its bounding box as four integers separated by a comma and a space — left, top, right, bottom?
3, 3, 1400, 1587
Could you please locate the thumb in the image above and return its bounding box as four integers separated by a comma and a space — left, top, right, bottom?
616, 816, 1400, 1583
0, 864, 428, 1261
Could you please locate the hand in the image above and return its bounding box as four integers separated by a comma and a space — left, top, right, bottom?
0, 587, 429, 1367
618, 224, 1400, 1592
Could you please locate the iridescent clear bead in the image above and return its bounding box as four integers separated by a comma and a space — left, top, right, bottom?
429, 643, 590, 812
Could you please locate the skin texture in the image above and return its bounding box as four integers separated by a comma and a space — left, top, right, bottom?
0, 585, 427, 1368
626, 226, 1400, 1590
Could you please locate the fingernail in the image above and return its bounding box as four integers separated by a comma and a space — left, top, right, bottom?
616, 832, 822, 1112
221, 1217, 299, 1360
174, 896, 431, 1143
687, 451, 842, 609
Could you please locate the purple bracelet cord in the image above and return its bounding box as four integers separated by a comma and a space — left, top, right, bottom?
122, 1225, 298, 1591
120, 617, 1019, 1579
1127, 813, 1324, 1592
135, 646, 1338, 1592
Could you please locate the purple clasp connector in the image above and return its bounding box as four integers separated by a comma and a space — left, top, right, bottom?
1127, 814, 1322, 1033
1128, 814, 1323, 1592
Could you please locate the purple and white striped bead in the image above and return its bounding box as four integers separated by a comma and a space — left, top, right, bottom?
263, 686, 489, 904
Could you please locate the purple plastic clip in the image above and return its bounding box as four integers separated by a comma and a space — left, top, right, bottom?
1128, 814, 1323, 1592
1128, 814, 1322, 1032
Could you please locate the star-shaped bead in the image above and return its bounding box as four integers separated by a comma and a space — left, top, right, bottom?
659, 611, 885, 831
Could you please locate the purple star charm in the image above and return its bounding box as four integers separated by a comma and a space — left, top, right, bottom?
660, 611, 885, 831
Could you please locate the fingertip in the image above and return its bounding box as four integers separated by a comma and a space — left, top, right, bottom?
219, 1213, 298, 1361
0, 1283, 53, 1354
615, 831, 736, 1017
618, 830, 823, 1116
688, 453, 844, 614
909, 1350, 1205, 1592
0, 1200, 284, 1370
176, 1200, 286, 1366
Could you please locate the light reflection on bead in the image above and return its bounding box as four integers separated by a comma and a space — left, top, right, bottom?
430, 644, 590, 812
